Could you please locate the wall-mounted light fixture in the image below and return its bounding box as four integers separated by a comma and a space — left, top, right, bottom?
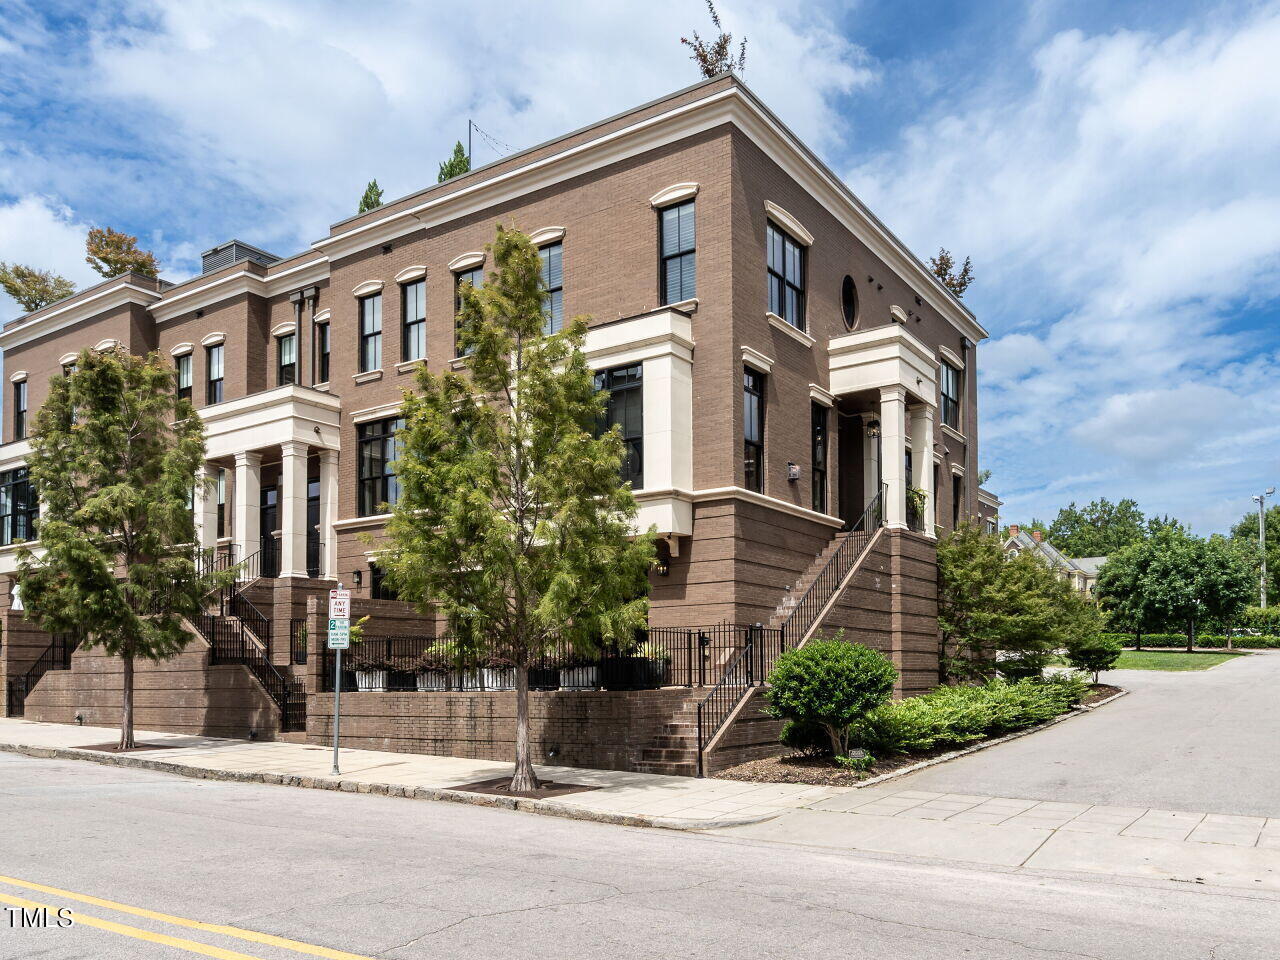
865, 419, 881, 439
653, 540, 671, 577
353, 569, 363, 587
787, 462, 800, 482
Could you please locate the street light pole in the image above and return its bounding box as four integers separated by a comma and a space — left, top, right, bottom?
1253, 488, 1275, 608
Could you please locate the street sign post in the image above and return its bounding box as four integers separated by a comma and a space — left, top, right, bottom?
328, 586, 351, 776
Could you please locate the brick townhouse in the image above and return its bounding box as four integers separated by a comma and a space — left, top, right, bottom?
0, 74, 993, 775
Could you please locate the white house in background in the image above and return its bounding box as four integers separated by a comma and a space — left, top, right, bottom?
1003, 524, 1105, 596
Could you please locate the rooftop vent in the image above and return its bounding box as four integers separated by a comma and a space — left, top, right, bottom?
200, 240, 279, 275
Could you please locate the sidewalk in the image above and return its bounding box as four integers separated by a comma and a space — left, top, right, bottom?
5, 717, 1279, 893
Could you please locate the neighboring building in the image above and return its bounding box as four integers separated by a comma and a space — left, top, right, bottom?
977, 487, 1001, 535
0, 74, 989, 775
1003, 525, 1104, 596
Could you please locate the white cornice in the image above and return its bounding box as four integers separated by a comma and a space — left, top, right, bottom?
312, 308, 331, 325
765, 201, 814, 246
448, 251, 485, 272
741, 344, 774, 374
201, 332, 226, 347
766, 312, 815, 348
528, 226, 566, 246
809, 383, 834, 406
394, 265, 427, 283
150, 271, 263, 323
58, 352, 77, 366
271, 321, 298, 337
94, 338, 122, 351
9, 370, 26, 383
0, 281, 161, 351
938, 344, 964, 369
170, 342, 194, 357
352, 279, 384, 298
649, 182, 699, 208
350, 400, 403, 423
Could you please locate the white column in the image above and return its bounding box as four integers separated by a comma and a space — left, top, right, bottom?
641, 351, 694, 492
233, 451, 261, 570
910, 404, 937, 537
280, 440, 310, 578
862, 413, 879, 509
318, 448, 339, 580
880, 387, 908, 529
193, 463, 219, 557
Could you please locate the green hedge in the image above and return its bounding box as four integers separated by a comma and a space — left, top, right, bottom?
1101, 632, 1280, 649
850, 674, 1089, 757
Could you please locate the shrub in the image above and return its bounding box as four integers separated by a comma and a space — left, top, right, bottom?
1193, 634, 1280, 649
779, 719, 827, 757
1066, 634, 1122, 681
997, 649, 1050, 681
766, 638, 898, 757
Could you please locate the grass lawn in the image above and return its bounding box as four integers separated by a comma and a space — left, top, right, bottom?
1113, 649, 1248, 671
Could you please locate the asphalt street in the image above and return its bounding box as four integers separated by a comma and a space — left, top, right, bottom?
0, 752, 1274, 960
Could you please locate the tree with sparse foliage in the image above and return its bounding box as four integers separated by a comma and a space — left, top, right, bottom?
358, 179, 384, 214
18, 348, 234, 749
681, 0, 747, 78
378, 225, 656, 792
1229, 503, 1280, 607
929, 247, 974, 298
85, 227, 159, 279
0, 262, 76, 312
438, 142, 471, 183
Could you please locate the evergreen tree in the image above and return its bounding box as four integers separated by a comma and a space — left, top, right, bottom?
0, 262, 76, 312
358, 179, 384, 214
437, 142, 471, 183
85, 227, 159, 278
17, 348, 233, 748
379, 226, 655, 791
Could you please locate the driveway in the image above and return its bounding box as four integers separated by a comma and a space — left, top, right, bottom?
883, 650, 1280, 817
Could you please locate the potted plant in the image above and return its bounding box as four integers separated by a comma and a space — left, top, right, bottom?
482, 652, 516, 691
636, 639, 672, 688
430, 639, 482, 691
559, 653, 600, 690
906, 486, 928, 531
413, 646, 448, 691
347, 618, 391, 691
527, 659, 560, 691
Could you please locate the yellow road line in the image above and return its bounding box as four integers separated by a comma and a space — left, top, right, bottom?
0, 890, 268, 960
0, 875, 375, 960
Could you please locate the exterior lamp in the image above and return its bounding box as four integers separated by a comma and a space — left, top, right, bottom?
787, 462, 800, 482
865, 420, 881, 439
353, 569, 363, 588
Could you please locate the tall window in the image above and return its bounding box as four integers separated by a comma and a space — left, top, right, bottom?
811, 402, 828, 513
314, 321, 330, 383
454, 266, 483, 355
743, 366, 765, 493
952, 473, 963, 528
540, 242, 564, 335
12, 380, 27, 441
277, 332, 297, 385
357, 416, 403, 516
940, 360, 961, 430
359, 294, 382, 373
659, 201, 696, 305
0, 467, 36, 546
767, 221, 806, 330
216, 468, 226, 539
370, 564, 399, 601
206, 344, 224, 404
595, 364, 643, 488
175, 354, 192, 402
401, 279, 426, 362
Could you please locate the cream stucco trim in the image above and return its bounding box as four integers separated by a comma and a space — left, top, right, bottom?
828, 324, 937, 407
352, 369, 383, 384
529, 226, 566, 246
271, 320, 298, 337
395, 358, 425, 374
169, 343, 194, 357
889, 304, 910, 325
94, 338, 122, 351
352, 279, 384, 298
977, 489, 1002, 508
689, 485, 843, 529
950, 462, 966, 476
938, 344, 965, 369
394, 265, 427, 283
8, 370, 27, 383
665, 297, 699, 314
941, 423, 967, 443
649, 182, 699, 208
448, 251, 485, 272
809, 383, 834, 406
58, 352, 78, 366
448, 356, 470, 371
312, 308, 331, 325
766, 312, 815, 348
350, 400, 403, 424
765, 201, 814, 246
200, 332, 226, 347
331, 513, 392, 532
741, 345, 774, 373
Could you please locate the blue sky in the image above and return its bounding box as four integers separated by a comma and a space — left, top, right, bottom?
2, 0, 1278, 535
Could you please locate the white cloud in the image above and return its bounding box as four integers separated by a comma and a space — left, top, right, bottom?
0, 195, 98, 318
850, 7, 1280, 533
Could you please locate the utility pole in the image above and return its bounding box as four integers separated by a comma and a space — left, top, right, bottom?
467, 119, 473, 167
1253, 488, 1275, 608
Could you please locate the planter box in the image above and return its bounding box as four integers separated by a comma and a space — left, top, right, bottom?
602, 656, 669, 690
416, 671, 447, 692
450, 669, 483, 691
482, 667, 516, 691
559, 665, 600, 690
355, 669, 388, 692
528, 667, 560, 691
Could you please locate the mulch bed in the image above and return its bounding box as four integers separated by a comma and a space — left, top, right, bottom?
73, 742, 189, 753
715, 683, 1124, 787
449, 777, 601, 799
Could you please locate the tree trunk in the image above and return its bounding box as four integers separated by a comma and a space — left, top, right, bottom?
509, 661, 539, 792
1186, 617, 1194, 654
119, 653, 135, 750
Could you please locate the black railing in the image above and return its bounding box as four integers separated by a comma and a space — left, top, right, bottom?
4, 633, 79, 718
227, 590, 271, 651
290, 618, 308, 664
318, 623, 780, 694
195, 613, 303, 731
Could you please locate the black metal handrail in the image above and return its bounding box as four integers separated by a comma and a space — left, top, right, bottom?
5, 633, 79, 718
194, 613, 301, 729
227, 590, 272, 652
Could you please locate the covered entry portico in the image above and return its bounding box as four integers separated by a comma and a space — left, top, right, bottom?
829, 324, 938, 536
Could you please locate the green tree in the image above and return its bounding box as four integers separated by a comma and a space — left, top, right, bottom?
1095, 542, 1158, 648
357, 179, 384, 213
0, 263, 76, 312
1229, 503, 1280, 606
929, 247, 974, 298
681, 0, 747, 78
1047, 497, 1149, 557
437, 142, 471, 183
378, 225, 655, 791
85, 227, 159, 278
1065, 634, 1121, 683
17, 348, 233, 748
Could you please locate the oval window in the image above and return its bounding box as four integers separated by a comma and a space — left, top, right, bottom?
841, 275, 858, 329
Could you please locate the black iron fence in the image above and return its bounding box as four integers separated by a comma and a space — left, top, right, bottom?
4, 633, 79, 718
290, 618, 308, 664
196, 613, 302, 728
317, 622, 783, 694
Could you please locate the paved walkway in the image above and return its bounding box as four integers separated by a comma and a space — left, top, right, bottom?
883, 650, 1280, 816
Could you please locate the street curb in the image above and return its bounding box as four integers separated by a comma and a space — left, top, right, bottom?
849, 688, 1129, 790
0, 741, 777, 833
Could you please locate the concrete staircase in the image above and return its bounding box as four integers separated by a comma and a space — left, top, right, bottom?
632, 697, 700, 777
768, 531, 855, 629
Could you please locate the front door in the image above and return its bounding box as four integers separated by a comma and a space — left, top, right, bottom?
306, 477, 320, 578
837, 414, 866, 530
260, 485, 279, 577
